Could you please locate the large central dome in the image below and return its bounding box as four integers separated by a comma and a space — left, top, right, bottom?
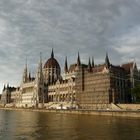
43, 49, 61, 84
44, 50, 60, 69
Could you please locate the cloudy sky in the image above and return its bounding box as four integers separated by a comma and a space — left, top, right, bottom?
0, 0, 140, 91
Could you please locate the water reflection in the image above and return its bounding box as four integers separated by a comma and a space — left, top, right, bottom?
0, 110, 140, 140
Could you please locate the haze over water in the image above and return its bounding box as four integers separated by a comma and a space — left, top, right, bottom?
0, 110, 140, 140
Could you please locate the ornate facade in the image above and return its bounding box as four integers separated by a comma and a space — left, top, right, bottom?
1, 50, 140, 109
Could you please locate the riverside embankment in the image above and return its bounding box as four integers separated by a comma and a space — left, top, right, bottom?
0, 107, 140, 118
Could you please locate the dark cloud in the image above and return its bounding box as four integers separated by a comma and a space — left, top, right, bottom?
0, 0, 140, 91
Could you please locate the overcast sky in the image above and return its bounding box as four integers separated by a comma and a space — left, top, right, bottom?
0, 0, 140, 91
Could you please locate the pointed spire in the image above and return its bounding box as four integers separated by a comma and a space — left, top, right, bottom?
36, 52, 43, 83
64, 56, 68, 73
3, 84, 5, 91
25, 57, 28, 75
7, 83, 9, 88
88, 57, 92, 72
38, 52, 43, 73
51, 48, 54, 58
133, 58, 137, 70
24, 57, 28, 77
25, 57, 27, 68
23, 58, 28, 83
77, 52, 81, 67
105, 52, 110, 68
29, 71, 31, 81
92, 57, 94, 67
40, 52, 42, 65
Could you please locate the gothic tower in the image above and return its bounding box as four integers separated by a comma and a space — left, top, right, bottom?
35, 53, 45, 105
88, 57, 92, 72
92, 57, 94, 67
22, 59, 28, 83
76, 52, 81, 70
64, 56, 68, 73
105, 53, 110, 68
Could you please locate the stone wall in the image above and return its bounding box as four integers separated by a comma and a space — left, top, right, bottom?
0, 108, 140, 118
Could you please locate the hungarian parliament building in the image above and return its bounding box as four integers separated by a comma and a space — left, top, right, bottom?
0, 50, 140, 109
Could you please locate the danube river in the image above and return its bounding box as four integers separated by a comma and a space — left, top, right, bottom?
0, 110, 140, 140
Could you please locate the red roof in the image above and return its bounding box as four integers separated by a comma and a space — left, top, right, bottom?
121, 62, 134, 72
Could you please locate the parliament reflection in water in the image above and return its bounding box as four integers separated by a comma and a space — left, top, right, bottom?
0, 110, 140, 140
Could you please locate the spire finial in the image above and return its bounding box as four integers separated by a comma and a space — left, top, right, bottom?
88, 57, 92, 71
77, 52, 81, 67
51, 48, 54, 58
40, 52, 42, 63
29, 71, 31, 81
64, 56, 68, 73
92, 57, 94, 67
7, 83, 9, 88
25, 57, 27, 69
38, 52, 43, 71
3, 84, 5, 91
105, 52, 110, 68
133, 58, 137, 70
23, 57, 28, 83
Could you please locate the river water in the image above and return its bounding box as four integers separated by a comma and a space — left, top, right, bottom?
0, 110, 140, 140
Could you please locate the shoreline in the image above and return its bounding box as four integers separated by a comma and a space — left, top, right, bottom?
0, 107, 140, 118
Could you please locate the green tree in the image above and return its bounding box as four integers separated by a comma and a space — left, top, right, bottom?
131, 84, 140, 103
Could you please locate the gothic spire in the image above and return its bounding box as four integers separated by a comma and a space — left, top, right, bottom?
7, 83, 9, 88
88, 57, 92, 71
35, 52, 44, 104
77, 52, 81, 67
23, 58, 28, 83
38, 52, 43, 73
40, 52, 42, 65
133, 58, 137, 70
3, 84, 5, 91
92, 57, 94, 67
36, 52, 43, 82
64, 56, 68, 73
29, 71, 31, 81
105, 52, 110, 68
24, 57, 28, 75
51, 48, 54, 58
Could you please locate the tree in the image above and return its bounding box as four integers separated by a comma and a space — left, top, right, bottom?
131, 84, 140, 103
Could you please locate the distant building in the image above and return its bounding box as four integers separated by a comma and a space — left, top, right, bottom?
1, 50, 140, 109
1, 84, 16, 104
